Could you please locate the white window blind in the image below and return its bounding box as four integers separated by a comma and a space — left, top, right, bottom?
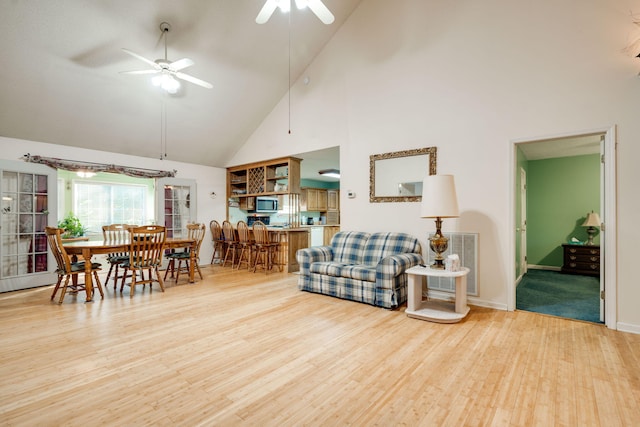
73, 181, 147, 233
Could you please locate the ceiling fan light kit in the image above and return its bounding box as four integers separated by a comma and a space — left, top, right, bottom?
256, 0, 335, 24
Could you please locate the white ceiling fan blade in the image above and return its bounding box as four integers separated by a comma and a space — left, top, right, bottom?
120, 69, 160, 75
169, 58, 194, 71
256, 0, 278, 24
307, 0, 334, 24
121, 48, 161, 69
175, 72, 213, 89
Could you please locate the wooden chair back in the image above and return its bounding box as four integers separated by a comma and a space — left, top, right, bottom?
102, 223, 135, 243
237, 221, 251, 244
222, 220, 237, 243
187, 223, 206, 258
210, 220, 223, 241
209, 220, 225, 264
121, 225, 166, 297
45, 226, 71, 274
128, 225, 167, 269
252, 221, 270, 245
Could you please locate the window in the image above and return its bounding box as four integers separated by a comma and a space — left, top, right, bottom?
73, 181, 148, 232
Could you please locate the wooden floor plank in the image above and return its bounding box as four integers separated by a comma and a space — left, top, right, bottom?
1, 265, 639, 426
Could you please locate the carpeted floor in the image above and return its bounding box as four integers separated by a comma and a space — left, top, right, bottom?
516, 269, 602, 323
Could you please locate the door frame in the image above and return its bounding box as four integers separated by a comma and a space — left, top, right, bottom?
0, 160, 57, 292
510, 125, 617, 329
519, 167, 527, 278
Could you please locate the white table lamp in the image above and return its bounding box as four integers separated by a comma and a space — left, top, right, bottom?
421, 174, 459, 269
582, 211, 601, 246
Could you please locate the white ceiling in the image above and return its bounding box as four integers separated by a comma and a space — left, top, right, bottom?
0, 0, 358, 176
518, 134, 602, 161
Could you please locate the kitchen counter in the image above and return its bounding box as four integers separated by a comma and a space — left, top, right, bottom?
262, 227, 309, 273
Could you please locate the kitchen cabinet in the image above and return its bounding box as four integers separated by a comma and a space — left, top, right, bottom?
300, 188, 328, 211
238, 197, 255, 211
227, 157, 301, 199
327, 189, 339, 211
323, 226, 340, 245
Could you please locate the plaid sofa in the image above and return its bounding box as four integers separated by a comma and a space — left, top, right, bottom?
296, 231, 423, 309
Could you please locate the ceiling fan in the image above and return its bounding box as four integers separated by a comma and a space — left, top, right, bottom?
121, 22, 212, 94
256, 0, 335, 25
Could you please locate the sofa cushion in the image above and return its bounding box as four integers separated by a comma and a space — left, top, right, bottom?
341, 264, 376, 282
362, 232, 422, 266
310, 262, 350, 277
309, 262, 376, 282
330, 231, 370, 265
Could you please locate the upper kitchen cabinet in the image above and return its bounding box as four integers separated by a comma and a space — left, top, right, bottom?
227, 157, 301, 199
327, 189, 339, 211
300, 188, 328, 211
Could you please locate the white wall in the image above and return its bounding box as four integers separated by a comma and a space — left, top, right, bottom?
0, 137, 228, 265
229, 0, 640, 332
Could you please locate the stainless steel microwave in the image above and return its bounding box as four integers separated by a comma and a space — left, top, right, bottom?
255, 196, 279, 213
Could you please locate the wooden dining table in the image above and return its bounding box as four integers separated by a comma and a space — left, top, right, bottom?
63, 237, 197, 302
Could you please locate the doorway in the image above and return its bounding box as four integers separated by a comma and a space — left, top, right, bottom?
512, 127, 617, 328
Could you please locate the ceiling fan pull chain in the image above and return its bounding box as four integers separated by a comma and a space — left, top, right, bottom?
288, 10, 292, 135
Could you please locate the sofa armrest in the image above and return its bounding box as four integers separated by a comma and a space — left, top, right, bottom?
296, 245, 334, 275
375, 253, 423, 289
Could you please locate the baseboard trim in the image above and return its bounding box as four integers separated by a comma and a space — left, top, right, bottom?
527, 265, 561, 271
617, 322, 640, 335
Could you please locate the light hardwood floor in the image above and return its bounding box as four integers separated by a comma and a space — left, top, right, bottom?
1, 265, 639, 426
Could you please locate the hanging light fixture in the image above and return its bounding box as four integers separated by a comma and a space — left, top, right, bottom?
152, 73, 180, 94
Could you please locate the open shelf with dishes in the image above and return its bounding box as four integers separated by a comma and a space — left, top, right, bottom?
227, 157, 301, 200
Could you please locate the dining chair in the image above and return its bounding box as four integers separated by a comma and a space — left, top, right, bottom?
45, 226, 104, 303
251, 221, 279, 274
164, 223, 206, 282
209, 220, 225, 264
235, 220, 254, 270
102, 224, 137, 290
120, 225, 167, 298
221, 220, 239, 267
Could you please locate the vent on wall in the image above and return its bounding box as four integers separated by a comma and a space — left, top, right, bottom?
425, 232, 478, 296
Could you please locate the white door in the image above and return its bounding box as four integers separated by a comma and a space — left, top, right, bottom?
0, 160, 57, 292
156, 178, 197, 238
519, 167, 527, 276
599, 136, 605, 323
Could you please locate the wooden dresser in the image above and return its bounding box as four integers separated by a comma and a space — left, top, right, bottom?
561, 244, 600, 277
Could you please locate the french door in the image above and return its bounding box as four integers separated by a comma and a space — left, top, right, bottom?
156, 178, 197, 239
0, 160, 57, 292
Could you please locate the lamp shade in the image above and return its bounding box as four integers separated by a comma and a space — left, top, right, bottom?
582, 211, 601, 228
420, 174, 459, 218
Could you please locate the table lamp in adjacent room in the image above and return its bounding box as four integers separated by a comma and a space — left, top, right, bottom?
582, 211, 601, 246
420, 174, 459, 269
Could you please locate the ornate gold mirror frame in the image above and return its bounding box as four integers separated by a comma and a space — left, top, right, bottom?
369, 147, 437, 202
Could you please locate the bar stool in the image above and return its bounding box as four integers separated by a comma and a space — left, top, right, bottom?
235, 220, 254, 270
209, 220, 225, 264
252, 221, 279, 274
221, 220, 239, 267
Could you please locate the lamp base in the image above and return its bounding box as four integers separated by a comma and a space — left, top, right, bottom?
586, 226, 596, 246
429, 217, 449, 269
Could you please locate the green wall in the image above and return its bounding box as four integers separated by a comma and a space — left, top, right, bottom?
526, 154, 600, 267
300, 179, 340, 189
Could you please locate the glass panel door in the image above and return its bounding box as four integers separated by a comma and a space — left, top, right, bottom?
0, 160, 56, 292
156, 178, 196, 239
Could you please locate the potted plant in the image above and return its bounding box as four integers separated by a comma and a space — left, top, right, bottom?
58, 213, 87, 238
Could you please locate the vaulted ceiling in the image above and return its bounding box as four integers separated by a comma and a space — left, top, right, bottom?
0, 0, 360, 169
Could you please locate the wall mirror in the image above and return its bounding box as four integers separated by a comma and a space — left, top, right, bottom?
369, 147, 437, 202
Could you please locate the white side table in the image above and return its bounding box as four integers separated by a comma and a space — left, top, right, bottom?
405, 266, 470, 323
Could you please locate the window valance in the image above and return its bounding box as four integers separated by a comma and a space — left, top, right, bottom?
23, 154, 176, 179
